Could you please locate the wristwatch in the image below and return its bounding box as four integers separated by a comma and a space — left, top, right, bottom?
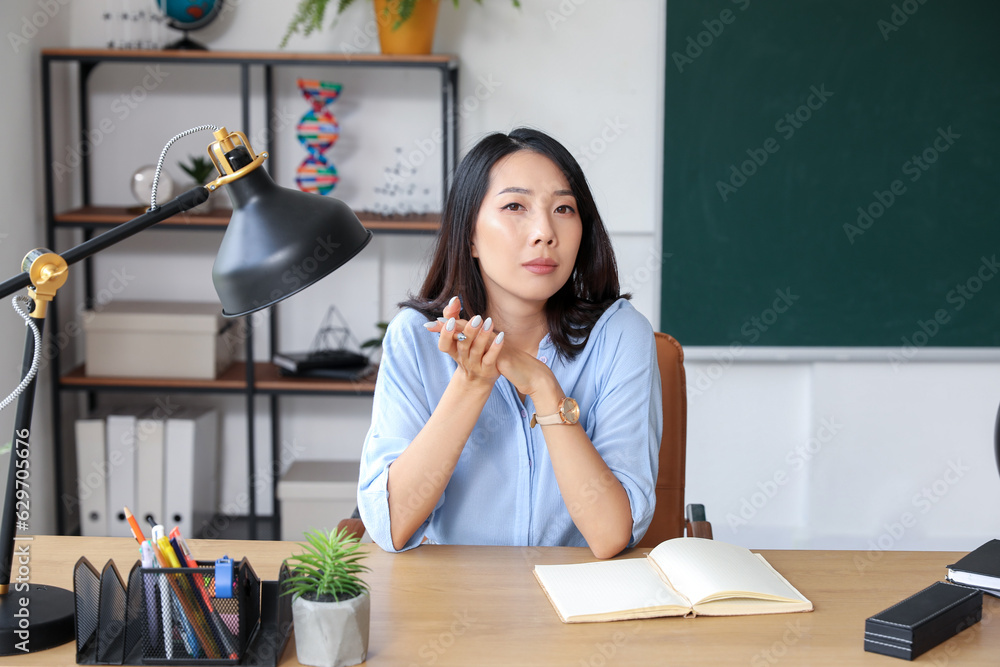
530, 397, 580, 428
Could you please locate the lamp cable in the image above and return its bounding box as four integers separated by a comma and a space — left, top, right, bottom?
149, 124, 220, 210
0, 296, 42, 413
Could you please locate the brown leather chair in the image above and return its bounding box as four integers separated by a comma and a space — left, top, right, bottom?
339, 331, 712, 545
635, 332, 712, 548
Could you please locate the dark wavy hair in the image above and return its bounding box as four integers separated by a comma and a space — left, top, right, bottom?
400, 127, 628, 360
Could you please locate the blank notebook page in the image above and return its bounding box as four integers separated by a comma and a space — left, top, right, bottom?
534, 559, 689, 619
649, 538, 807, 605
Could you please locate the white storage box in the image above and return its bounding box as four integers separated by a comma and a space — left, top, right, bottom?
278, 460, 367, 542
82, 301, 235, 379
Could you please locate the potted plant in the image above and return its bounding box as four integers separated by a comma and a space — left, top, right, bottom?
283, 528, 372, 667
360, 320, 388, 363
281, 0, 521, 55
178, 154, 223, 213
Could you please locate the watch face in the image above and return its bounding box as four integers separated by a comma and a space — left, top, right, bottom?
131, 165, 174, 207
561, 398, 580, 424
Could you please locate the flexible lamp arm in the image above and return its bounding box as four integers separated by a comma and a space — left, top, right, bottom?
0, 186, 209, 301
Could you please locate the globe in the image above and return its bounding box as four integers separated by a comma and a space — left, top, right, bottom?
157, 0, 224, 49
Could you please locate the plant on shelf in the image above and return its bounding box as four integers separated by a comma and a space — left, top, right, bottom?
283, 527, 371, 667
360, 321, 388, 351
178, 154, 221, 213
179, 154, 216, 186
280, 0, 521, 54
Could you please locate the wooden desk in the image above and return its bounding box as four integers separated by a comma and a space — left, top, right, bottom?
1, 536, 997, 665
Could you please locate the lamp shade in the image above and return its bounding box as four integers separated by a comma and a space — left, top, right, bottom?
212, 146, 373, 317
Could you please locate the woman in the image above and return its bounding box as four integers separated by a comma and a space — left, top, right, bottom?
358, 128, 661, 558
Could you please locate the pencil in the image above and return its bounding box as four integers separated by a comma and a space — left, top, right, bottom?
124, 506, 146, 545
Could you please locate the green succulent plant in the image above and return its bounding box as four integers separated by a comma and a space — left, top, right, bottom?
282, 528, 371, 602
179, 155, 216, 186
280, 0, 521, 48
360, 321, 389, 349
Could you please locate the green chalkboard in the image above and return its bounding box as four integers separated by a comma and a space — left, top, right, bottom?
661, 0, 1000, 347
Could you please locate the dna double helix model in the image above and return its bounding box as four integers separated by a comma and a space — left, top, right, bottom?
295, 79, 342, 195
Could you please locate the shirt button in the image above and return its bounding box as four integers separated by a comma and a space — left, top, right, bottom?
539, 356, 548, 363
520, 409, 527, 418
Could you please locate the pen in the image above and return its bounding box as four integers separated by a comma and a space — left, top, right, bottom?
140, 541, 161, 653
124, 506, 146, 545
152, 525, 220, 659
169, 527, 239, 659
150, 531, 197, 657
147, 540, 174, 659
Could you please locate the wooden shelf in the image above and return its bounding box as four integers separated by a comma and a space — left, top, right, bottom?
60, 362, 376, 395
254, 363, 377, 395
53, 207, 440, 233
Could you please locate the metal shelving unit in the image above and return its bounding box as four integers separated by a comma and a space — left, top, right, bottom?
41, 48, 458, 538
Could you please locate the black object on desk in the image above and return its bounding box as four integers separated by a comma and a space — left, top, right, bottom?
864, 581, 983, 660
947, 538, 1000, 595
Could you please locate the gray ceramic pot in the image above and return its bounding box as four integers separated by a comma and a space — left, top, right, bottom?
292, 593, 370, 667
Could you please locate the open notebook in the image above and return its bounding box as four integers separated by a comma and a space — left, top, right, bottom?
534, 537, 813, 623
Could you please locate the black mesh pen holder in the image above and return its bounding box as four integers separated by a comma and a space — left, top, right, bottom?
139, 559, 259, 665
74, 556, 289, 666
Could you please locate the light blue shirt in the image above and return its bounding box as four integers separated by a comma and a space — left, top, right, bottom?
358, 298, 662, 552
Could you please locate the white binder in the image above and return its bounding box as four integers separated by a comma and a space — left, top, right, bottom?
135, 409, 165, 528
75, 414, 108, 536
164, 407, 218, 538
105, 407, 144, 538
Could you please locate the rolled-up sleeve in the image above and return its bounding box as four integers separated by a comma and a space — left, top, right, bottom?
585, 307, 662, 547
358, 311, 445, 552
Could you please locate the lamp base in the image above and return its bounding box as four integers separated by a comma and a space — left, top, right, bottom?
0, 584, 75, 655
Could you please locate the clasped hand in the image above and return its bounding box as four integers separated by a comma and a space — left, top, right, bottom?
423, 297, 554, 399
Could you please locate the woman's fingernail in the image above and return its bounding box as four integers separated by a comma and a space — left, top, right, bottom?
470, 315, 482, 328
423, 322, 436, 329
483, 317, 493, 331
446, 318, 455, 332
437, 317, 447, 324
448, 296, 459, 307
494, 331, 504, 345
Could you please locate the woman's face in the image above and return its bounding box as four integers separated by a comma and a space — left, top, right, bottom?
470, 150, 583, 314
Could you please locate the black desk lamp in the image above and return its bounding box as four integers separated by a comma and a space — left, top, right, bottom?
0, 126, 372, 654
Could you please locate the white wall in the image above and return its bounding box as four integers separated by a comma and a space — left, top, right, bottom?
3, 1, 996, 553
